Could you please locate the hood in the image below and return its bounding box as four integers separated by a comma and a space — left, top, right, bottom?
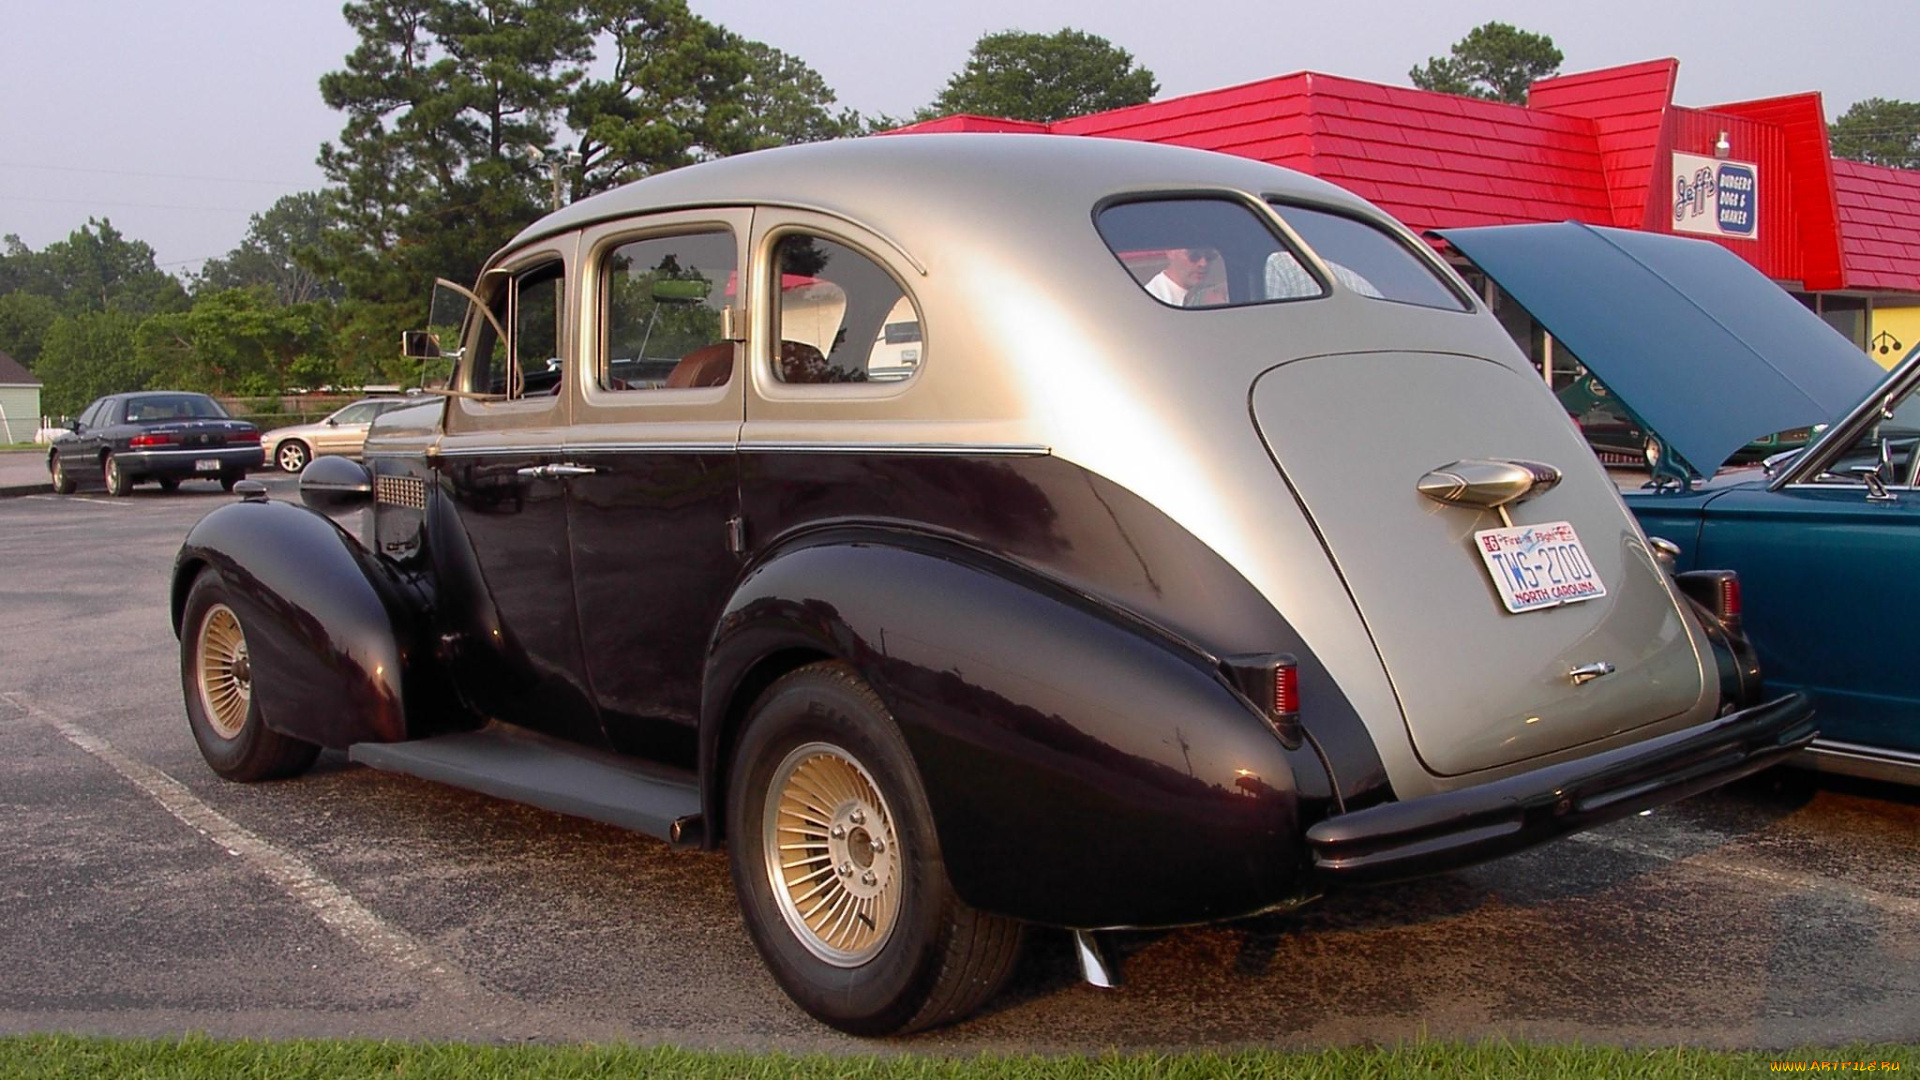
1438, 222, 1883, 477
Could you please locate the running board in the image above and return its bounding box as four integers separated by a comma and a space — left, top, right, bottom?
349, 723, 704, 846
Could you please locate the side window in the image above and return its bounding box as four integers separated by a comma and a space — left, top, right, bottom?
1097, 198, 1318, 309
771, 234, 919, 384
601, 230, 737, 391
469, 260, 566, 399
334, 402, 379, 424
77, 401, 104, 429
1267, 203, 1469, 311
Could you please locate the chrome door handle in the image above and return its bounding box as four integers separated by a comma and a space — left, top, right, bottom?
515, 463, 598, 479
1568, 661, 1616, 686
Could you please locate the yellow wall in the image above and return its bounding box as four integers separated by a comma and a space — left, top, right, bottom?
1869, 306, 1920, 370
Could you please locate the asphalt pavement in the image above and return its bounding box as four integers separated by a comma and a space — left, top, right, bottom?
0, 449, 51, 496
1, 474, 1917, 1050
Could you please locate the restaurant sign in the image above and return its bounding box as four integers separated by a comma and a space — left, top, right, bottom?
1672, 151, 1758, 241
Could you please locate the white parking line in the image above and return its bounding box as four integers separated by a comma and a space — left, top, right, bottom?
18, 494, 144, 508
1571, 826, 1920, 918
0, 692, 498, 1010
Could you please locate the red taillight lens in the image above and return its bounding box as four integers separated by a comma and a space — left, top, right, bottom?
129, 433, 175, 448
232, 430, 261, 445
1273, 660, 1299, 717
1719, 575, 1742, 622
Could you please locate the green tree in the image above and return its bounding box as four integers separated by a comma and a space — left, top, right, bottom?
138, 290, 335, 397
0, 292, 58, 371
0, 220, 188, 317
1829, 97, 1920, 168
927, 28, 1157, 123
1410, 22, 1562, 105
34, 310, 156, 417
725, 38, 862, 151
196, 192, 344, 306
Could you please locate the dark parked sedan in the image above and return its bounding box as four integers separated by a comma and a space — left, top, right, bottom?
48, 392, 261, 496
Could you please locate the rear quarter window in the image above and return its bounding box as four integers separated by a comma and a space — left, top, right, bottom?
1096, 197, 1319, 309
1267, 203, 1470, 311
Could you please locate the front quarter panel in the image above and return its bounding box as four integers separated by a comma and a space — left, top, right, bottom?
705, 537, 1330, 929
172, 500, 428, 748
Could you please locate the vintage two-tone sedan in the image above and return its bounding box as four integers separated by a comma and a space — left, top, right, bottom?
172, 135, 1814, 1033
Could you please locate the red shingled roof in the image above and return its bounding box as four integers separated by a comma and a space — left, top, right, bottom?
1831, 158, 1920, 291
898, 59, 1920, 293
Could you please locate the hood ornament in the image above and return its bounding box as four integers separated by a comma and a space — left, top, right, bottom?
1418, 459, 1562, 526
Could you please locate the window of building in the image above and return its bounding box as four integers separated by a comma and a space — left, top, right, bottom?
601, 230, 738, 391
770, 234, 920, 385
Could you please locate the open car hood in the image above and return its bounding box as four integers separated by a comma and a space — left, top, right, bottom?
1438, 222, 1884, 477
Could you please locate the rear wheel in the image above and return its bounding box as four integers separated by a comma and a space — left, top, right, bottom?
180, 572, 320, 782
220, 473, 241, 492
157, 478, 180, 492
727, 662, 1022, 1034
275, 440, 310, 473
102, 453, 131, 496
49, 453, 75, 494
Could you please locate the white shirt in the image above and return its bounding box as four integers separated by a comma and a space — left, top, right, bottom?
1145, 271, 1190, 306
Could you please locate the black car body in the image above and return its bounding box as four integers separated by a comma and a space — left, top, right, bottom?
171, 138, 1812, 1034
49, 392, 261, 496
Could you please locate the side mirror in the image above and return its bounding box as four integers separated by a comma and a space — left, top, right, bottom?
401, 330, 442, 361
300, 455, 374, 512
326, 418, 339, 427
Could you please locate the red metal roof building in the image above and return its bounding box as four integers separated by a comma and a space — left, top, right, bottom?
896, 59, 1920, 358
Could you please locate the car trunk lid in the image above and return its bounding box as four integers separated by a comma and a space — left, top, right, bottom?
1252, 351, 1704, 777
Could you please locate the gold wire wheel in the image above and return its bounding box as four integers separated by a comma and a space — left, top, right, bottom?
195, 603, 252, 740
763, 741, 903, 967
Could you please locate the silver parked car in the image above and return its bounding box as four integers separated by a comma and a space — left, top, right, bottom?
261, 397, 413, 472
173, 134, 1812, 1034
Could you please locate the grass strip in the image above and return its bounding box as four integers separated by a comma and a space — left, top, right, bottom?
0, 1037, 1912, 1080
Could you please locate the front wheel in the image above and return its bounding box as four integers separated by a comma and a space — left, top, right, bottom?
49, 453, 75, 494
102, 453, 131, 496
727, 662, 1022, 1035
180, 572, 320, 782
275, 440, 310, 473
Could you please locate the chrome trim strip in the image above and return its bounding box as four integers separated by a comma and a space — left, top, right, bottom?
740, 442, 1051, 456
1796, 739, 1920, 785
431, 442, 1052, 457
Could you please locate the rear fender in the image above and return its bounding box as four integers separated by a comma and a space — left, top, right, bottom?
172, 500, 428, 748
703, 533, 1331, 928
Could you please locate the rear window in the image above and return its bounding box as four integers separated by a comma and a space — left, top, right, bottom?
1267, 203, 1469, 311
1098, 198, 1318, 309
125, 395, 229, 422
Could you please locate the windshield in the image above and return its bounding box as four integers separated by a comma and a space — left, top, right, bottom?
125, 395, 229, 422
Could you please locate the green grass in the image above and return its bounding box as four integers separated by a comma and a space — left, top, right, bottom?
0, 1037, 1911, 1079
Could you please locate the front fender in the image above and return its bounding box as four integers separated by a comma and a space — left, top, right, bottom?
704, 536, 1331, 928
172, 499, 425, 748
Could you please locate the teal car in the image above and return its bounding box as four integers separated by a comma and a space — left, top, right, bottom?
1446, 223, 1917, 784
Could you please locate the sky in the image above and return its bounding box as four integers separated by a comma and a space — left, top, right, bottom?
2, 0, 1915, 274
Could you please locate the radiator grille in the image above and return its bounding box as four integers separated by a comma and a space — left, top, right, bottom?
376, 474, 426, 510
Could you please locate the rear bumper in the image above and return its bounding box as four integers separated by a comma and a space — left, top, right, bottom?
1305, 692, 1816, 885
120, 446, 260, 478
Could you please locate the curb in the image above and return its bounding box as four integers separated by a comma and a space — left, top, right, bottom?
0, 483, 51, 498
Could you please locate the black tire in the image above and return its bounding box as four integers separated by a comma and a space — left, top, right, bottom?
727, 661, 1023, 1035
157, 478, 180, 492
275, 440, 310, 473
102, 453, 132, 496
180, 572, 320, 782
220, 473, 241, 492
49, 453, 75, 494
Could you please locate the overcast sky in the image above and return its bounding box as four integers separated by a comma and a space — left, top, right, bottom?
3, 0, 1914, 273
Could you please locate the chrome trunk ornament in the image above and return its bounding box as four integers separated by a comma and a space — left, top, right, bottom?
1417, 459, 1563, 525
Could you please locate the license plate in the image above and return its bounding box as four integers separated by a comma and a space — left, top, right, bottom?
1473, 520, 1607, 613
195, 459, 221, 472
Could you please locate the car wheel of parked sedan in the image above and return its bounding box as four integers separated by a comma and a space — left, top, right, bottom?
276, 440, 310, 473
727, 661, 1023, 1035
220, 473, 241, 492
49, 453, 75, 494
180, 572, 320, 782
102, 453, 131, 497
158, 478, 180, 492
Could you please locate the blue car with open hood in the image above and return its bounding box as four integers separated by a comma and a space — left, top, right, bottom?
1445, 222, 1916, 784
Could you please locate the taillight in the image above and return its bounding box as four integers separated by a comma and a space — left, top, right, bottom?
129, 433, 174, 448
1222, 652, 1302, 746
1718, 575, 1741, 623
232, 430, 262, 445
1273, 658, 1299, 719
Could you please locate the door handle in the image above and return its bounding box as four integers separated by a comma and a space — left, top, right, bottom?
515, 463, 599, 479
